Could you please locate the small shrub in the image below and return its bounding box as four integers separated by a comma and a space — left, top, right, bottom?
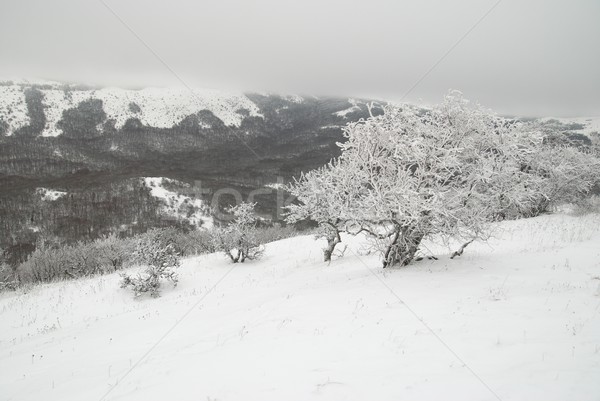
212, 227, 264, 263
213, 203, 265, 263
120, 231, 181, 297
134, 228, 184, 258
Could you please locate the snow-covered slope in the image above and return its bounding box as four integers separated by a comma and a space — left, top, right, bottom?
35, 188, 67, 202
539, 116, 600, 136
41, 86, 263, 137
334, 98, 362, 118
0, 81, 264, 137
1, 213, 599, 401
0, 85, 30, 134
143, 177, 213, 229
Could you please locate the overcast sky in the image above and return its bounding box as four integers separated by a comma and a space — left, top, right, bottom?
1, 0, 598, 116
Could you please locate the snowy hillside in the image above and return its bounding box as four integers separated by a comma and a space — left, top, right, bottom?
539, 116, 600, 136
143, 177, 213, 229
1, 213, 600, 401
40, 86, 263, 137
0, 81, 264, 137
0, 85, 30, 135
3, 79, 598, 140
334, 98, 362, 118
35, 188, 67, 202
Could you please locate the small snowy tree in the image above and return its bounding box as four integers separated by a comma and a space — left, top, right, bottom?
120, 231, 180, 297
213, 202, 264, 263
286, 159, 361, 261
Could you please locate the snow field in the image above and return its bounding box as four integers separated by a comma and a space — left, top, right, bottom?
1, 213, 599, 401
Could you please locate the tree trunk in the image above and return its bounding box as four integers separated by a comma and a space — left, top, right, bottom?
323, 227, 341, 262
227, 250, 240, 263
382, 226, 423, 268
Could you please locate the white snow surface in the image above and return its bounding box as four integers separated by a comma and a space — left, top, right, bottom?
36, 188, 67, 202
2, 213, 600, 400
0, 82, 263, 136
143, 177, 213, 229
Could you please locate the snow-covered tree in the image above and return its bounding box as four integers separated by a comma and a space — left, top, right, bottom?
286, 159, 362, 261
287, 92, 557, 267
213, 202, 264, 263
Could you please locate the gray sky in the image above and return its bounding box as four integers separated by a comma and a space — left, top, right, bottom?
1, 0, 598, 117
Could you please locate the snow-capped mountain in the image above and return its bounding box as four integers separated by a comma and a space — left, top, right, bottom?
0, 79, 376, 138
0, 81, 263, 137
0, 78, 381, 189
2, 79, 597, 140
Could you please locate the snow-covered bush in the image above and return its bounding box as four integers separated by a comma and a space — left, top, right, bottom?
134, 227, 184, 257
19, 242, 88, 281
175, 229, 216, 256
63, 242, 104, 278
17, 234, 137, 284
516, 144, 600, 216
0, 250, 18, 291
213, 202, 264, 263
94, 234, 135, 272
16, 227, 189, 286
120, 231, 181, 297
18, 243, 72, 282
